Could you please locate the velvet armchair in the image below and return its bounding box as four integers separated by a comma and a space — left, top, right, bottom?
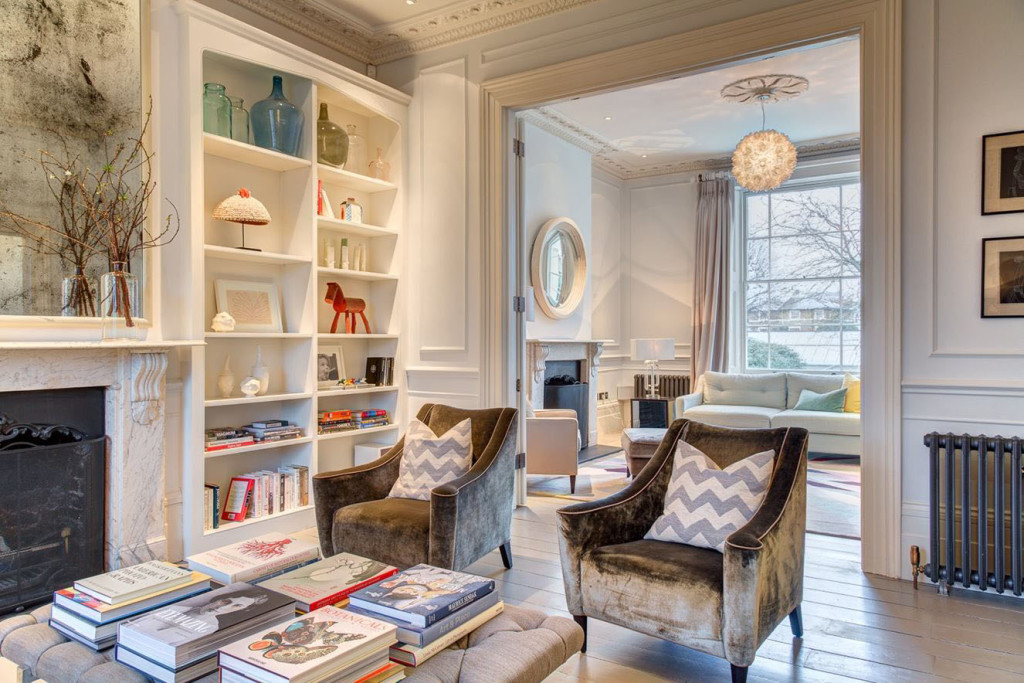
556, 419, 808, 683
313, 404, 519, 571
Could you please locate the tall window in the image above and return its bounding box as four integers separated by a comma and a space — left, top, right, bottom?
742, 178, 861, 372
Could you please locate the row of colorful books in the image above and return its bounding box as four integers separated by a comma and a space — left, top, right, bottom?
209, 467, 310, 530
50, 533, 501, 682
318, 409, 390, 435
205, 420, 303, 453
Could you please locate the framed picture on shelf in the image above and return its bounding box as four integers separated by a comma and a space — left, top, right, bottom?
317, 346, 346, 388
214, 279, 283, 332
982, 130, 1024, 215
982, 236, 1024, 317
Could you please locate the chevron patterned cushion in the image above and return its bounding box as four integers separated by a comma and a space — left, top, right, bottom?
388, 418, 473, 501
645, 441, 774, 552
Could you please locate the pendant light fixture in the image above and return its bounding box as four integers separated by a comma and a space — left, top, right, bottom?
722, 74, 809, 192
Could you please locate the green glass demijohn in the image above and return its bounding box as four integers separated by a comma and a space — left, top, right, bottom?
316, 103, 348, 167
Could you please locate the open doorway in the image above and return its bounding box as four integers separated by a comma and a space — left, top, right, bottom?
514, 37, 863, 539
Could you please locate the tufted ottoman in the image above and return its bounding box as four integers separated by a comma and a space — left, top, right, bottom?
2, 603, 581, 683
621, 427, 667, 477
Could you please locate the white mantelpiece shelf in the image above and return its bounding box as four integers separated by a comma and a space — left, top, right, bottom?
526, 339, 614, 344
0, 340, 203, 350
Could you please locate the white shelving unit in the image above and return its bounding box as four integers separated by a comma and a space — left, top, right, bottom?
155, 1, 409, 555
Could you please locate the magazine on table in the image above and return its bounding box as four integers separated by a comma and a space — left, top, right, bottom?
257, 553, 397, 612
348, 564, 495, 627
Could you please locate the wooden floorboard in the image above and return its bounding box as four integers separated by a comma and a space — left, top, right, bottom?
473, 490, 1024, 682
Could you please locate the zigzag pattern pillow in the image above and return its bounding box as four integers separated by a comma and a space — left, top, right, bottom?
645, 441, 774, 552
389, 418, 473, 501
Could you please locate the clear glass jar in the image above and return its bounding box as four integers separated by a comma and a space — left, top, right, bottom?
368, 147, 391, 181
203, 83, 231, 137
101, 262, 140, 340
229, 96, 249, 144
317, 103, 348, 167
345, 124, 366, 175
61, 267, 96, 317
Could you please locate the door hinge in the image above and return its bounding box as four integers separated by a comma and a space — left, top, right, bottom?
513, 138, 525, 157
516, 378, 522, 392
513, 295, 526, 313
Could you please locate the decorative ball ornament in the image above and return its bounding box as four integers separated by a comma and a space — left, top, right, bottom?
731, 129, 798, 192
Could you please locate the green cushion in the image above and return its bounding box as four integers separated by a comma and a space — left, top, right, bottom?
793, 387, 847, 412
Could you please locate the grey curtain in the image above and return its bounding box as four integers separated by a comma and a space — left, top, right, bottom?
691, 177, 732, 387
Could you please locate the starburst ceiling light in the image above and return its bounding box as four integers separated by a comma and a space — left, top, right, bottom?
721, 74, 809, 192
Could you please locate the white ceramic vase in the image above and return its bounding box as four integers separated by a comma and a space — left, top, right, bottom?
240, 377, 261, 397
251, 345, 270, 395
217, 355, 235, 398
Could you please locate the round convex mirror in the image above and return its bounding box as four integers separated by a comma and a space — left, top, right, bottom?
531, 217, 587, 319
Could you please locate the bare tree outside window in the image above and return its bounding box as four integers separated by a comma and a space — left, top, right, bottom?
743, 180, 861, 371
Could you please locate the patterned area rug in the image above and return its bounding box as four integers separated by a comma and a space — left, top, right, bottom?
528, 451, 862, 540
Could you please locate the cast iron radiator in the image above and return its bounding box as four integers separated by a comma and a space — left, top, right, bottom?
919, 432, 1024, 596
633, 374, 690, 399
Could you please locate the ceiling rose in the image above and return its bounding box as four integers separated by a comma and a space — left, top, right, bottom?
723, 73, 808, 191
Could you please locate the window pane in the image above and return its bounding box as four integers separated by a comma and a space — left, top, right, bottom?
770, 236, 844, 279
746, 238, 770, 281
842, 184, 861, 233
771, 186, 842, 237
746, 329, 770, 369
746, 194, 769, 238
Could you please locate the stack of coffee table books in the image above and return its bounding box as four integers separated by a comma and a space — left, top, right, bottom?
346, 565, 503, 667
49, 561, 211, 651
186, 532, 320, 584
218, 604, 404, 682
256, 552, 398, 613
115, 582, 295, 682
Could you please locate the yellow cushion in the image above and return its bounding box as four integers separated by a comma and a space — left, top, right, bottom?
842, 373, 861, 413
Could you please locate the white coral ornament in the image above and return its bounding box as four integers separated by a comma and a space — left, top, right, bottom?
211, 311, 236, 332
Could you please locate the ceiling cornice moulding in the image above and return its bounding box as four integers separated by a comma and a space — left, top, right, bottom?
224, 0, 598, 65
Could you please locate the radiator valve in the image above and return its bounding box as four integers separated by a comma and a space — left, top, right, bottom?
909, 545, 922, 590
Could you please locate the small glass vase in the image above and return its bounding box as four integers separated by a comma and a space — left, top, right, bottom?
101, 262, 140, 340
368, 147, 391, 181
251, 75, 304, 157
345, 124, 366, 175
229, 96, 249, 144
61, 267, 96, 317
317, 103, 348, 167
203, 83, 231, 137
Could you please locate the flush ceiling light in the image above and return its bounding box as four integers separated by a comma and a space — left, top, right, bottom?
604, 116, 612, 120
721, 74, 808, 192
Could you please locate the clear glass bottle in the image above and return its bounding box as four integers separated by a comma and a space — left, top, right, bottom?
251, 75, 305, 157
368, 147, 391, 181
61, 267, 96, 317
345, 124, 366, 175
317, 103, 348, 167
202, 83, 231, 137
229, 96, 249, 144
100, 261, 140, 340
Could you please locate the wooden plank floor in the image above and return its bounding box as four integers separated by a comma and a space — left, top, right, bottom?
456, 492, 1024, 682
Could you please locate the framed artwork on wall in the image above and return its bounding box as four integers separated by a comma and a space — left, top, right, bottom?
213, 279, 283, 332
982, 130, 1024, 215
981, 236, 1024, 317
317, 346, 346, 388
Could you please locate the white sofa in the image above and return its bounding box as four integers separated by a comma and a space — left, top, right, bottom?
675, 371, 861, 456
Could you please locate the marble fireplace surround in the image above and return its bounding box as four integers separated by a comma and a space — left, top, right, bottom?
0, 342, 186, 569
527, 339, 606, 446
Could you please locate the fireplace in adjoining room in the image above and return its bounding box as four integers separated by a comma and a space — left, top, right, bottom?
543, 360, 588, 451
0, 388, 106, 615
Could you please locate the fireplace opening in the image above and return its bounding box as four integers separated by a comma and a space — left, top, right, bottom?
543, 360, 588, 450
0, 388, 106, 615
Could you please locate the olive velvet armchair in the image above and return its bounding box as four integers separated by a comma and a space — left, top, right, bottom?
556, 419, 809, 683
313, 404, 519, 571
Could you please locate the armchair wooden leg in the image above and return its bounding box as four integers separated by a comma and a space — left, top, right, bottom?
569, 475, 577, 494
789, 605, 804, 638
499, 541, 513, 569
573, 615, 587, 653
730, 664, 748, 683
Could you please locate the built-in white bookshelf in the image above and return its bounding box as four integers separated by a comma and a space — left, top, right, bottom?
156, 1, 409, 555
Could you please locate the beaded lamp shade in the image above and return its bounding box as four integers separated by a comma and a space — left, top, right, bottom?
213, 188, 270, 250
721, 74, 808, 192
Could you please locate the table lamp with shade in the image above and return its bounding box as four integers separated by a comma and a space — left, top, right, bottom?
213, 187, 271, 251
631, 338, 675, 398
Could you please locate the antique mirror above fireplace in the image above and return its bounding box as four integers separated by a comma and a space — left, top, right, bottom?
531, 216, 587, 319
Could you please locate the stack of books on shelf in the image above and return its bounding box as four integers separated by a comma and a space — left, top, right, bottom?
204, 482, 220, 531
218, 605, 405, 683
243, 419, 303, 444
347, 565, 502, 668
258, 552, 398, 613
205, 427, 255, 453
318, 409, 390, 435
216, 467, 310, 526
186, 533, 320, 585
365, 357, 395, 387
49, 562, 211, 652
116, 582, 296, 682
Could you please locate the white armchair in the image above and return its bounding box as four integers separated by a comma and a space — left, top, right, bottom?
526, 409, 580, 493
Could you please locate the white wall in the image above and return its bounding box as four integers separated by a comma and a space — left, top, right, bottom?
899, 0, 1024, 579
523, 122, 592, 341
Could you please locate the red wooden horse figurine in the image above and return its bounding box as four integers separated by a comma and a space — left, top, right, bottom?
324, 282, 371, 334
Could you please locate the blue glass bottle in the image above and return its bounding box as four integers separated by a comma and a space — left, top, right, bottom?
251, 75, 304, 157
